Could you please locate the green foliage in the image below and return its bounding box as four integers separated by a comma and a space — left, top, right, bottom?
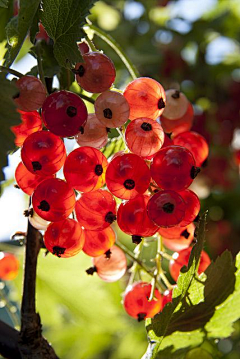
101, 135, 125, 158
28, 41, 60, 77
0, 0, 8, 9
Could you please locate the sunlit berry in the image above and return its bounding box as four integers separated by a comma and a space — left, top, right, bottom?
14, 75, 47, 112
123, 77, 166, 120
147, 190, 186, 227
178, 189, 200, 227
75, 52, 116, 93
94, 90, 130, 128
83, 226, 116, 257
64, 146, 108, 192
160, 223, 195, 251
44, 219, 85, 258
0, 253, 19, 280
21, 130, 66, 176
32, 178, 76, 222
123, 282, 162, 321
162, 89, 189, 120
106, 153, 151, 200
160, 103, 194, 137
125, 118, 164, 157
11, 110, 42, 147
162, 289, 173, 308
42, 90, 88, 137
28, 209, 49, 230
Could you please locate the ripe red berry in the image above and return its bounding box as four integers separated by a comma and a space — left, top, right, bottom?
21, 130, 66, 176
169, 247, 211, 281
83, 226, 116, 257
64, 146, 108, 192
14, 75, 47, 112
94, 90, 130, 128
106, 153, 151, 200
35, 23, 50, 43
32, 178, 76, 222
162, 289, 173, 308
160, 223, 195, 251
11, 110, 42, 147
0, 253, 19, 280
117, 195, 159, 243
42, 90, 88, 137
147, 190, 187, 227
162, 89, 189, 120
151, 145, 200, 191
78, 41, 90, 55
178, 189, 200, 227
123, 282, 162, 321
75, 52, 116, 93
125, 118, 164, 157
123, 77, 166, 120
44, 219, 85, 258
160, 103, 194, 137
29, 209, 49, 230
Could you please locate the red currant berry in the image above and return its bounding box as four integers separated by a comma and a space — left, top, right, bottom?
28, 209, 49, 230
94, 90, 130, 128
151, 145, 200, 191
83, 226, 116, 257
117, 195, 159, 243
75, 52, 116, 93
178, 189, 200, 227
160, 223, 195, 251
21, 130, 66, 176
11, 110, 42, 147
147, 190, 187, 227
162, 90, 189, 120
35, 23, 50, 43
78, 41, 90, 55
123, 77, 166, 120
14, 75, 47, 112
160, 103, 194, 137
32, 178, 76, 222
125, 118, 164, 157
42, 90, 88, 137
162, 289, 173, 308
44, 219, 85, 258
233, 149, 240, 166
162, 132, 173, 148
64, 146, 108, 192
0, 253, 19, 281
169, 247, 211, 281
123, 282, 162, 321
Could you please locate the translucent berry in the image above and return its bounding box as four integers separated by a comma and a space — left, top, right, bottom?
151, 145, 199, 191
162, 89, 189, 120
125, 118, 164, 157
0, 253, 19, 280
162, 289, 173, 308
169, 247, 211, 281
32, 178, 76, 222
14, 75, 47, 112
83, 226, 116, 257
78, 41, 90, 55
35, 23, 50, 43
94, 90, 130, 128
123, 282, 162, 321
75, 113, 108, 149
11, 110, 42, 147
75, 189, 116, 230
75, 52, 116, 93
147, 190, 187, 227
42, 90, 88, 137
160, 103, 194, 137
64, 146, 108, 192
21, 130, 66, 176
123, 77, 166, 120
28, 209, 49, 230
160, 223, 195, 251
44, 219, 85, 258
178, 189, 200, 227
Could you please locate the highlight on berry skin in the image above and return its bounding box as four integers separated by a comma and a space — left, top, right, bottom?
11, 110, 42, 147
83, 226, 116, 257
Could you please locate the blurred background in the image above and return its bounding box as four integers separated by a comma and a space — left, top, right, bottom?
0, 0, 240, 358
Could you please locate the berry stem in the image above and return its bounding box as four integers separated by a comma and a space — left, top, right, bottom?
35, 41, 47, 92
78, 93, 95, 104
0, 65, 24, 78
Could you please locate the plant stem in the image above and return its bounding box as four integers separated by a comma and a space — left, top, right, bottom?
35, 42, 47, 91
78, 93, 95, 104
0, 65, 24, 78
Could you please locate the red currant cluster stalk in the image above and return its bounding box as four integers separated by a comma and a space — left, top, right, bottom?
11, 43, 210, 323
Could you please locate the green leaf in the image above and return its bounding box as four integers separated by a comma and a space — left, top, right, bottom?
101, 136, 125, 159
0, 0, 8, 9
0, 4, 13, 42
29, 41, 60, 78
4, 0, 41, 67
41, 0, 96, 69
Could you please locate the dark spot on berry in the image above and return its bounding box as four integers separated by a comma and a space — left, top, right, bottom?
158, 97, 165, 109
124, 179, 135, 190
66, 106, 77, 117
153, 189, 159, 193
23, 208, 33, 217
38, 200, 50, 212
86, 266, 97, 275
105, 249, 112, 259
191, 166, 201, 179
79, 126, 84, 134
105, 211, 116, 224
171, 90, 180, 99
201, 158, 208, 168
12, 92, 20, 99
132, 235, 142, 244
141, 122, 152, 131
103, 108, 112, 119
162, 202, 174, 213
52, 246, 66, 258
194, 214, 200, 222
106, 127, 111, 133
165, 132, 172, 139
32, 161, 42, 172
75, 65, 85, 77
137, 312, 147, 322
95, 164, 103, 176
181, 229, 190, 239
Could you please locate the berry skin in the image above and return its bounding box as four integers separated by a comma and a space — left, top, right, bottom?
151, 145, 199, 191
117, 195, 159, 243
123, 282, 162, 321
78, 41, 89, 55
123, 77, 166, 121
28, 209, 49, 230
125, 118, 164, 157
162, 89, 189, 120
11, 110, 42, 147
32, 178, 76, 222
42, 90, 88, 137
44, 219, 85, 258
75, 113, 108, 149
14, 75, 47, 112
64, 146, 108, 192
147, 190, 187, 227
106, 153, 151, 200
75, 52, 116, 93
160, 223, 195, 251
162, 289, 173, 308
169, 247, 211, 282
75, 189, 116, 230
21, 130, 66, 176
178, 189, 200, 227
94, 90, 130, 128
0, 253, 19, 281
83, 226, 116, 257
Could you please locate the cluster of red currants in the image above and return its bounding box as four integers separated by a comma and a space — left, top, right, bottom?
11, 46, 210, 321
